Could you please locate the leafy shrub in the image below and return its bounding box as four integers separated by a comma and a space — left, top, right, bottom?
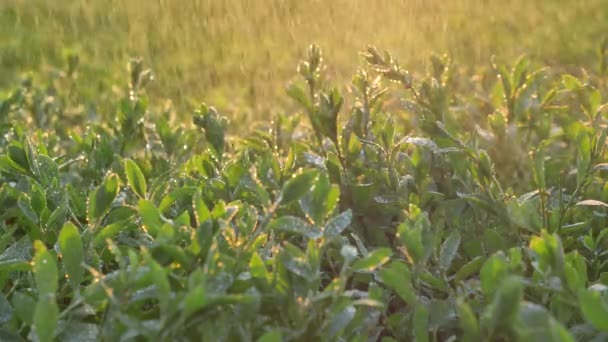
1, 45, 608, 341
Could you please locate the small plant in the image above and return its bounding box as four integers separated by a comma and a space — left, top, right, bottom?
1, 43, 608, 341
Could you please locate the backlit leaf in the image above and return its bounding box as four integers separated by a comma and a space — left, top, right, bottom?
351, 247, 392, 272
279, 170, 318, 205
125, 159, 147, 198
58, 222, 84, 290
33, 240, 58, 297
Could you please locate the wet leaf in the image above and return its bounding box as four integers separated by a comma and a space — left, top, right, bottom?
279, 170, 318, 205
323, 210, 352, 239
351, 247, 392, 272
58, 222, 84, 290
269, 216, 321, 239
125, 159, 147, 198
439, 230, 461, 271
33, 240, 58, 297
379, 261, 415, 305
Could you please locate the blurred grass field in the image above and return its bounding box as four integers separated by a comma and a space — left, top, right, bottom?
1, 0, 608, 118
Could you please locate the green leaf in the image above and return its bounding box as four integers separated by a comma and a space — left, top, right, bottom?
379, 261, 415, 305
564, 251, 587, 291
67, 184, 87, 219
529, 231, 565, 277
495, 63, 512, 98
328, 305, 356, 338
299, 172, 334, 224
420, 270, 450, 293
455, 256, 485, 282
351, 247, 393, 272
125, 159, 147, 198
32, 240, 59, 342
562, 74, 583, 90
138, 199, 162, 237
439, 230, 461, 271
0, 236, 32, 273
193, 189, 211, 225
25, 137, 40, 180
397, 220, 425, 264
579, 287, 608, 331
159, 186, 197, 213
45, 201, 69, 235
7, 145, 28, 171
0, 259, 31, 273
196, 220, 214, 259
88, 174, 119, 224
193, 105, 228, 160
0, 154, 27, 174
512, 55, 529, 89
249, 252, 268, 281
507, 194, 542, 233
413, 304, 429, 342
18, 193, 38, 223
11, 291, 36, 325
37, 155, 60, 188
183, 285, 207, 318
516, 302, 574, 342
279, 170, 318, 205
457, 299, 481, 341
146, 254, 171, 313
483, 276, 523, 335
484, 229, 506, 254
287, 83, 313, 114
480, 252, 509, 296
93, 220, 138, 248
33, 240, 58, 297
323, 209, 352, 239
269, 216, 321, 239
257, 330, 282, 342
280, 243, 314, 279
30, 184, 47, 217
34, 296, 59, 342
577, 132, 591, 187
58, 222, 84, 290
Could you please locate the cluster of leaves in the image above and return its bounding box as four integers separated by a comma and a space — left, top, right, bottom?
2, 44, 608, 341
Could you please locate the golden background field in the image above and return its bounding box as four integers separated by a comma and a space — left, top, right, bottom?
2, 0, 607, 117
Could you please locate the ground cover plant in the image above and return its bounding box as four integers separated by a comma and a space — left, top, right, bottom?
1, 42, 608, 341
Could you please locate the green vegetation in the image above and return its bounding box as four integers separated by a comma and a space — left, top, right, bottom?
2, 0, 608, 117
3, 2, 608, 341
1, 39, 608, 340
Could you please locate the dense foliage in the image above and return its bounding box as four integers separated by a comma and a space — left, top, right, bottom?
2, 44, 608, 341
